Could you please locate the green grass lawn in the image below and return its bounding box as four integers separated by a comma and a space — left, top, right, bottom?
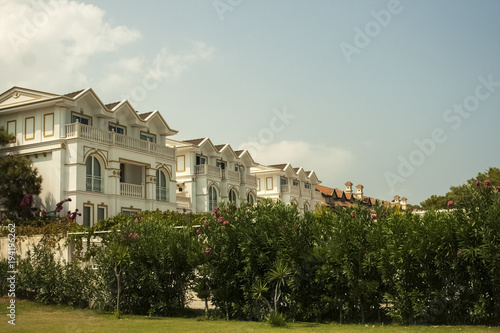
1, 297, 499, 333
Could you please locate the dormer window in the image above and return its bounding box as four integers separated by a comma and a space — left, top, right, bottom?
304, 183, 311, 189
109, 123, 126, 135
293, 180, 299, 186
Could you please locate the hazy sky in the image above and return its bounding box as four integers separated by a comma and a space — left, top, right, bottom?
1, 0, 499, 204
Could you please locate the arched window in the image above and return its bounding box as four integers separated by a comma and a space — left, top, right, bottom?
86, 156, 102, 192
209, 185, 218, 212
156, 170, 169, 202
247, 192, 255, 204
229, 188, 238, 204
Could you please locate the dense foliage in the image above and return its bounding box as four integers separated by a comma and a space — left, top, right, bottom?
2, 182, 500, 325
420, 167, 500, 210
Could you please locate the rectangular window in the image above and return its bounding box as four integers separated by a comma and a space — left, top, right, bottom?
43, 113, 54, 137
97, 205, 107, 221
216, 160, 226, 170
121, 208, 141, 216
196, 155, 206, 165
140, 132, 156, 143
7, 120, 16, 143
83, 205, 93, 227
72, 114, 90, 125
25, 116, 35, 140
109, 123, 126, 135
176, 155, 185, 172
266, 177, 273, 191
293, 180, 299, 186
280, 177, 288, 186
304, 183, 311, 189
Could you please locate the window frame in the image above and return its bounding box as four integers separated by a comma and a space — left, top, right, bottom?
86, 156, 103, 193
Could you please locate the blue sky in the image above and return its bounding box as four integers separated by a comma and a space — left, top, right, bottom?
1, 0, 499, 205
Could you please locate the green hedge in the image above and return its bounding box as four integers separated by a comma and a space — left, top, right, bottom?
2, 182, 500, 324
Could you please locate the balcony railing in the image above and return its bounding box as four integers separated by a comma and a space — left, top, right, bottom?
244, 174, 257, 186
65, 122, 175, 159
120, 182, 143, 198
222, 170, 240, 183
176, 195, 191, 208
195, 164, 221, 178
291, 184, 300, 195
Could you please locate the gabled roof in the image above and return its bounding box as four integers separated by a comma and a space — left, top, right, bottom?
64, 89, 86, 98
0, 86, 178, 135
316, 185, 334, 196
138, 111, 154, 120
105, 101, 121, 110
214, 144, 227, 152
183, 138, 206, 146
268, 164, 288, 170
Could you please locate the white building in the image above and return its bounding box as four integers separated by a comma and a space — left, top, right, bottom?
0, 86, 178, 225
251, 163, 323, 212
167, 137, 258, 213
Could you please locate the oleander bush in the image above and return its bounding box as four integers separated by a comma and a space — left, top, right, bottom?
3, 181, 500, 325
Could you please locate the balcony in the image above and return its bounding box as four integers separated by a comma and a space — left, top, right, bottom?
243, 174, 257, 186
120, 182, 143, 198
222, 170, 240, 183
195, 164, 222, 178
65, 122, 175, 159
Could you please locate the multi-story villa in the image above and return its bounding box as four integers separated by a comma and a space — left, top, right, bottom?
167, 137, 258, 213
0, 87, 178, 224
250, 163, 322, 212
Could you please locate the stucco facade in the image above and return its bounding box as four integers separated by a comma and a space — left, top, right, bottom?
251, 163, 322, 212
0, 87, 178, 225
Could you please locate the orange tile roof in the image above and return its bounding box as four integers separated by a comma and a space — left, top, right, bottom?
345, 181, 353, 186
315, 184, 334, 196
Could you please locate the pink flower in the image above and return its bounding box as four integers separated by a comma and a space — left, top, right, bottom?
476, 181, 481, 187
457, 251, 462, 258
485, 180, 491, 186
350, 212, 355, 218
67, 198, 72, 202
447, 200, 453, 207
41, 210, 47, 215
223, 221, 229, 226
68, 215, 75, 221
133, 233, 138, 239
496, 186, 500, 192
196, 229, 202, 235
55, 206, 63, 213
218, 217, 224, 224
205, 247, 211, 254
371, 214, 377, 219
204, 220, 209, 227
214, 207, 220, 218
128, 233, 133, 237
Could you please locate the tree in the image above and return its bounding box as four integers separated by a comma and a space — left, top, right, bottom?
0, 155, 43, 220
0, 128, 14, 145
420, 167, 500, 210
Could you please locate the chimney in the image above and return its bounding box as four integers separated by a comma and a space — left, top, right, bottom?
345, 181, 353, 194
400, 197, 407, 210
393, 195, 400, 206
356, 184, 364, 200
